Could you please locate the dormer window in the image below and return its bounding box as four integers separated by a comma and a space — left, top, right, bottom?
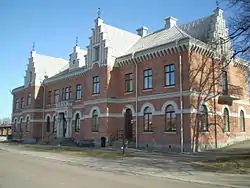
94, 46, 100, 62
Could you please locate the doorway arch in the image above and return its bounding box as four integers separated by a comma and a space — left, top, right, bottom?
124, 108, 133, 140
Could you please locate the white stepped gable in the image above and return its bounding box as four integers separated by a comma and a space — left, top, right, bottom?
69, 45, 87, 70
85, 18, 141, 68
24, 50, 68, 86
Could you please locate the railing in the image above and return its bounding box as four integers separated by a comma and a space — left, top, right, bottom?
222, 84, 243, 97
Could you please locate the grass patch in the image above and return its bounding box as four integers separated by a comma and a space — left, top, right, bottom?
20, 145, 133, 158
192, 153, 250, 174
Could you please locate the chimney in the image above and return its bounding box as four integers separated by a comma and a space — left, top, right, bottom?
136, 26, 148, 37
165, 16, 178, 29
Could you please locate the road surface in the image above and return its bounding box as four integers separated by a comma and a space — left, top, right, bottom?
0, 149, 224, 188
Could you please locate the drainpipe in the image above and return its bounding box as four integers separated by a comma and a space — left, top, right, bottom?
132, 52, 138, 148
41, 82, 45, 140
176, 40, 184, 153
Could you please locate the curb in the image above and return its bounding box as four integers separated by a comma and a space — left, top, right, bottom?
1, 146, 249, 188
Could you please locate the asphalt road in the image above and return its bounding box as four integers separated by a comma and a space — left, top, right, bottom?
0, 149, 223, 188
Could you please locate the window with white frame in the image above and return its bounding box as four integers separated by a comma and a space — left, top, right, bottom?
15, 99, 19, 110
143, 107, 153, 132
93, 76, 100, 94
240, 110, 246, 132
75, 113, 80, 132
165, 105, 176, 132
92, 110, 99, 132
143, 69, 152, 89
200, 105, 208, 132
76, 84, 82, 100
125, 73, 133, 92
25, 116, 30, 132
21, 98, 24, 108
165, 64, 175, 86
54, 89, 59, 103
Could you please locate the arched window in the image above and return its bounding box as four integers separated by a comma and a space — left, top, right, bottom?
92, 110, 99, 132
200, 105, 208, 132
143, 107, 152, 132
26, 116, 30, 132
165, 105, 176, 132
75, 113, 80, 132
53, 116, 56, 133
46, 116, 50, 133
19, 118, 23, 132
240, 110, 246, 132
223, 108, 230, 132
14, 119, 17, 132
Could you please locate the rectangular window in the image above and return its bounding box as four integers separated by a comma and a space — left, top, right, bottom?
143, 69, 152, 89
65, 87, 71, 100
76, 84, 82, 100
54, 89, 59, 103
21, 98, 24, 109
47, 91, 52, 104
165, 64, 175, 86
94, 46, 100, 61
27, 93, 32, 105
15, 99, 19, 110
61, 88, 65, 101
93, 76, 100, 94
124, 73, 133, 92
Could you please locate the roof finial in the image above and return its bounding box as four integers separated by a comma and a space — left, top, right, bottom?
32, 42, 35, 51
97, 8, 101, 18
76, 36, 78, 46
216, 0, 220, 9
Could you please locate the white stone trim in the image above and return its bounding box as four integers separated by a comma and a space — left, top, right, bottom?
25, 114, 31, 122
238, 106, 247, 117
139, 102, 156, 115
161, 101, 178, 112
122, 104, 136, 116
73, 111, 83, 120
51, 113, 56, 121
12, 90, 250, 118
18, 116, 23, 123
89, 106, 101, 116
44, 113, 52, 121
220, 105, 231, 116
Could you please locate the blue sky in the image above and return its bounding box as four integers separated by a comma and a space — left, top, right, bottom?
0, 0, 229, 118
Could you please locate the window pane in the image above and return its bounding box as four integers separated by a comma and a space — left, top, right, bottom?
144, 78, 148, 89
148, 77, 152, 88
170, 72, 175, 85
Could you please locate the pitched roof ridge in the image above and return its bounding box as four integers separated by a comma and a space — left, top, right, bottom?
102, 23, 139, 37
35, 53, 68, 62
179, 14, 214, 28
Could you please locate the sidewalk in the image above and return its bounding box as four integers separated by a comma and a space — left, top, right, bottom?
1, 143, 250, 188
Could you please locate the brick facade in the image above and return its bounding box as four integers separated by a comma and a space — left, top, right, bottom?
11, 8, 250, 152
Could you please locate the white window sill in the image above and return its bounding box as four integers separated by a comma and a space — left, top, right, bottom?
164, 85, 175, 89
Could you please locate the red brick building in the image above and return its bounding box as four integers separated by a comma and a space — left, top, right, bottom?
11, 7, 250, 152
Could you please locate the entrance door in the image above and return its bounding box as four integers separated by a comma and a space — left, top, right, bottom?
59, 112, 67, 137
124, 109, 133, 140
